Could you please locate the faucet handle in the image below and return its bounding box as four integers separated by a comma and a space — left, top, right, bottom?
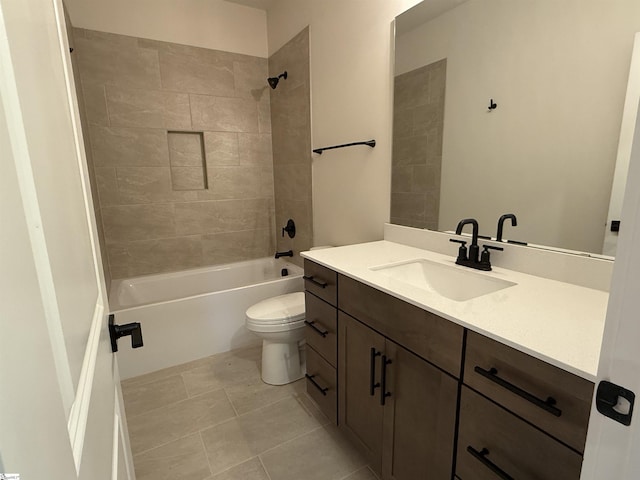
479, 244, 504, 271
450, 238, 468, 263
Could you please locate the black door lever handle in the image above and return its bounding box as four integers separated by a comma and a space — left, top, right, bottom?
109, 314, 144, 352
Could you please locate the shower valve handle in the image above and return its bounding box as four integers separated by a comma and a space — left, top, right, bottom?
282, 219, 296, 238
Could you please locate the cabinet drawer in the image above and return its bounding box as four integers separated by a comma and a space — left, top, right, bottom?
304, 260, 338, 306
305, 292, 337, 367
338, 274, 463, 377
457, 386, 583, 480
306, 346, 337, 423
464, 331, 594, 453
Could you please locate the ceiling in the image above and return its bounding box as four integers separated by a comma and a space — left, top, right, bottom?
224, 0, 273, 11
396, 0, 469, 35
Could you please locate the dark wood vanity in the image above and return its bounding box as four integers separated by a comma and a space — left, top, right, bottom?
303, 259, 594, 480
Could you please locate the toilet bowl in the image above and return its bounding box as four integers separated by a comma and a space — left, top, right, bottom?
245, 291, 306, 385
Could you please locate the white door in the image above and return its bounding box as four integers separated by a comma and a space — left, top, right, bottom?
0, 0, 134, 479
581, 95, 640, 477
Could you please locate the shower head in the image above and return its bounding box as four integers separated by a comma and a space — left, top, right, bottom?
267, 71, 288, 89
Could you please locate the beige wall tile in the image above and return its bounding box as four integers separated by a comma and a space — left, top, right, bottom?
75, 33, 161, 89
238, 133, 273, 166
119, 236, 204, 277
233, 58, 269, 99
168, 132, 205, 167
122, 374, 188, 418
257, 95, 272, 134
159, 50, 235, 96
81, 83, 109, 126
102, 204, 176, 242
175, 199, 273, 236
211, 457, 269, 480
95, 167, 119, 206
106, 86, 191, 129
260, 425, 366, 480
133, 433, 211, 480
128, 388, 235, 455
90, 126, 169, 167
171, 167, 207, 190
191, 95, 259, 132
204, 166, 274, 200
201, 229, 273, 265
204, 132, 240, 166
390, 192, 426, 224
273, 164, 311, 200
117, 166, 173, 198
200, 397, 324, 475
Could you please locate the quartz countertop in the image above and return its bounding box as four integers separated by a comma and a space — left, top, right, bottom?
301, 241, 608, 381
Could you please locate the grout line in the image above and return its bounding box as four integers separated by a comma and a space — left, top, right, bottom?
257, 424, 326, 458
132, 430, 203, 458
257, 455, 273, 480
222, 387, 240, 417
198, 430, 214, 479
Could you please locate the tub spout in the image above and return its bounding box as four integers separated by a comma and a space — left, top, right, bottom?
275, 250, 293, 259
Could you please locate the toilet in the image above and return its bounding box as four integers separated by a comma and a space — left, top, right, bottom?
245, 291, 306, 385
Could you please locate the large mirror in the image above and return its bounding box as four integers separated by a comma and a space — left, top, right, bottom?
392, 0, 640, 257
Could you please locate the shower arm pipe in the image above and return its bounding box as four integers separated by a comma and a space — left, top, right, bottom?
312, 139, 376, 155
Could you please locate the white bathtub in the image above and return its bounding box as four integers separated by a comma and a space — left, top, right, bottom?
109, 257, 304, 380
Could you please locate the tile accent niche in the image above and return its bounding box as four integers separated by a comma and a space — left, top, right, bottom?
391, 59, 446, 230
270, 28, 313, 267
72, 28, 276, 279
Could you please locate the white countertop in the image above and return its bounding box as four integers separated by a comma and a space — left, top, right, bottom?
301, 241, 608, 381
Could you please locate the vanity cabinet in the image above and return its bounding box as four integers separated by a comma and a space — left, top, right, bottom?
456, 331, 593, 480
302, 260, 595, 480
338, 275, 463, 479
303, 260, 339, 423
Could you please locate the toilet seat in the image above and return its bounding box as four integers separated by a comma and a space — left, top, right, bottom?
246, 292, 305, 330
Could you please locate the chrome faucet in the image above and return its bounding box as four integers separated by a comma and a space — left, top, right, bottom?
450, 218, 503, 271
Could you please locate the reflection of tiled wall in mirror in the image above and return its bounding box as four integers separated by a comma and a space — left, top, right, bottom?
391, 59, 446, 231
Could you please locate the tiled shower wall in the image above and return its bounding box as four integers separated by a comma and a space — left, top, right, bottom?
270, 28, 313, 266
73, 28, 275, 279
391, 59, 446, 230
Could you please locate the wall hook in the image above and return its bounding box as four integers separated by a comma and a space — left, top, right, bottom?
488, 99, 497, 111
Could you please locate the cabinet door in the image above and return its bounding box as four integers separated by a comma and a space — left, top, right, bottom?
381, 340, 458, 480
339, 312, 386, 473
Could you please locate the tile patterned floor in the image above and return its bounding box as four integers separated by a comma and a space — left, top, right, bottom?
122, 346, 378, 480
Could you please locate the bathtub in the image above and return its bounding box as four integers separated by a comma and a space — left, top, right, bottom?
109, 257, 304, 380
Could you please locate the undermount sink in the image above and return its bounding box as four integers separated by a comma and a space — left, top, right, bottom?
370, 259, 516, 302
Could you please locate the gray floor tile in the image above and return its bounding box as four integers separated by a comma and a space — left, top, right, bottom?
260, 424, 366, 480
210, 457, 270, 480
341, 466, 379, 480
122, 374, 188, 418
128, 388, 236, 455
182, 347, 262, 397
201, 396, 324, 475
133, 433, 211, 480
225, 377, 305, 415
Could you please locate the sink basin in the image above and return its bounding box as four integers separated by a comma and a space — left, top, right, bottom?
370, 259, 516, 301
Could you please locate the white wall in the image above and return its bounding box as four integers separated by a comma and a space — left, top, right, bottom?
395, 0, 640, 253
64, 0, 268, 57
267, 0, 421, 247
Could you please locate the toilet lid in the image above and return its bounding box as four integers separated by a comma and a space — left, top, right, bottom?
246, 292, 305, 324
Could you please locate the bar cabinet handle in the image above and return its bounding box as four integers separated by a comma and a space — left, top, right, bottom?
380, 355, 392, 406
305, 374, 328, 396
370, 347, 381, 396
474, 366, 562, 417
303, 275, 328, 288
467, 446, 514, 480
304, 320, 328, 338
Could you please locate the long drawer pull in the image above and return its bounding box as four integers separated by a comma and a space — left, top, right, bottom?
467, 446, 514, 480
380, 355, 393, 406
474, 366, 562, 417
303, 275, 328, 288
304, 320, 328, 338
369, 347, 381, 396
305, 374, 329, 396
